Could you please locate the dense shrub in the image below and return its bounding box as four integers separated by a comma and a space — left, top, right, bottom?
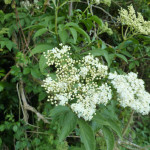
0, 0, 150, 150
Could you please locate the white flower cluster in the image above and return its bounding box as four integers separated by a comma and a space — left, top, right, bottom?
42, 44, 111, 121
20, 1, 32, 9
109, 72, 150, 115
20, 0, 39, 10
118, 5, 150, 35
79, 54, 108, 81
42, 45, 150, 121
92, 0, 111, 6
71, 83, 112, 120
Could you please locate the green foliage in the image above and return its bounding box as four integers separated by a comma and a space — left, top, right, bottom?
78, 119, 96, 150
102, 126, 114, 150
0, 0, 150, 150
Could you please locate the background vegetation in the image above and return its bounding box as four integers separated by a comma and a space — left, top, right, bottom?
0, 0, 150, 150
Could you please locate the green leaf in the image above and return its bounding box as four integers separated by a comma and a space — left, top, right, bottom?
0, 125, 5, 131
50, 106, 70, 118
13, 125, 18, 132
50, 106, 77, 142
65, 22, 91, 43
70, 146, 86, 150
58, 29, 68, 44
39, 54, 48, 75
69, 28, 77, 43
59, 111, 77, 142
93, 112, 110, 126
0, 82, 4, 92
106, 119, 122, 139
99, 40, 107, 49
49, 73, 57, 80
129, 62, 135, 70
116, 40, 133, 50
23, 67, 30, 75
38, 92, 47, 101
102, 126, 114, 150
78, 119, 96, 150
23, 25, 46, 31
115, 54, 128, 63
33, 28, 48, 40
30, 44, 54, 56
4, 0, 12, 4
6, 41, 13, 51
93, 112, 122, 138
120, 50, 132, 57
90, 15, 103, 27
31, 66, 41, 78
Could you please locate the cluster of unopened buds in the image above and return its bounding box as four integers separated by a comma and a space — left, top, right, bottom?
118, 5, 150, 35
42, 44, 150, 121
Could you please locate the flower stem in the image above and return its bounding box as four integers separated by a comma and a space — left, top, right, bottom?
55, 6, 59, 41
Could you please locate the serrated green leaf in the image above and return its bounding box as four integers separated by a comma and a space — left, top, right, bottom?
102, 126, 114, 150
93, 112, 122, 138
106, 119, 122, 139
82, 19, 93, 31
39, 54, 48, 75
78, 119, 95, 150
69, 28, 77, 43
30, 44, 54, 56
23, 25, 46, 31
90, 15, 103, 27
6, 41, 13, 51
59, 111, 77, 142
31, 66, 41, 78
116, 40, 133, 50
115, 54, 128, 63
93, 112, 110, 126
50, 106, 70, 118
58, 29, 68, 44
120, 50, 132, 57
33, 28, 48, 39
129, 62, 135, 70
38, 92, 47, 101
99, 40, 107, 49
50, 106, 77, 141
65, 22, 91, 43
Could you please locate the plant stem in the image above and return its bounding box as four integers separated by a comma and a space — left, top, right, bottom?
69, 1, 73, 17
122, 110, 134, 137
55, 6, 59, 41
121, 25, 125, 41
124, 26, 129, 40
